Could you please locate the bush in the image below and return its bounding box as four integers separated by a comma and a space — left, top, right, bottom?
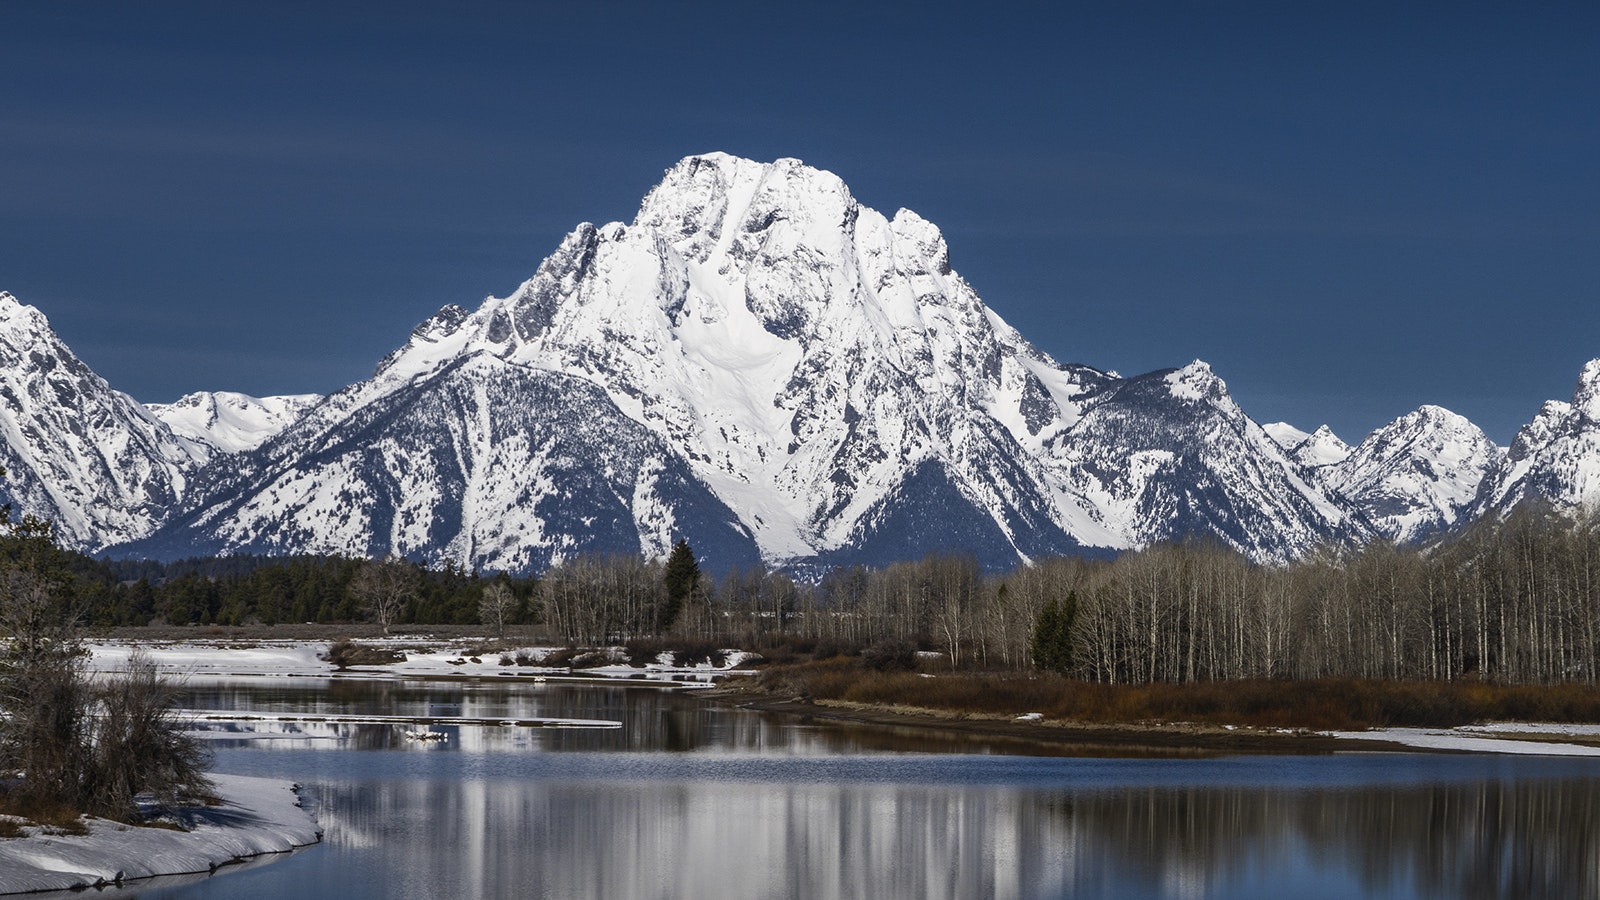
322, 638, 406, 669
748, 661, 1600, 731
620, 638, 729, 668
541, 647, 616, 669
861, 639, 918, 672
87, 651, 213, 817
0, 648, 212, 823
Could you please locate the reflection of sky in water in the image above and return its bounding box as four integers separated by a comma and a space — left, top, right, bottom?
103, 682, 1600, 900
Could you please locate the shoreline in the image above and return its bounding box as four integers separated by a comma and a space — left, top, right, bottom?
0, 775, 322, 896
714, 692, 1420, 757
81, 636, 1600, 758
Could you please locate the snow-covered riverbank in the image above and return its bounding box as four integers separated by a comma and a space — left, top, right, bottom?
1324, 724, 1600, 756
85, 637, 754, 682
0, 775, 321, 895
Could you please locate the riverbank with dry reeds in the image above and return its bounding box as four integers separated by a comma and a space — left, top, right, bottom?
708, 656, 1600, 756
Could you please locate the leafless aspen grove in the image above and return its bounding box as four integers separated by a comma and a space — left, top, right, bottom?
538, 506, 1600, 686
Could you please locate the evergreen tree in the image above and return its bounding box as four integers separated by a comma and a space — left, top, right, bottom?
1031, 591, 1077, 675
659, 539, 700, 634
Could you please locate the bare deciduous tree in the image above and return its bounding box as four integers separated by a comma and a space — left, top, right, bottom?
479, 581, 515, 637
349, 555, 420, 634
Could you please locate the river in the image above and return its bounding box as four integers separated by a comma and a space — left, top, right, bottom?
87, 678, 1600, 899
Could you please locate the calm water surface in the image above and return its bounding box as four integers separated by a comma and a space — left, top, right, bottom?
88, 679, 1600, 899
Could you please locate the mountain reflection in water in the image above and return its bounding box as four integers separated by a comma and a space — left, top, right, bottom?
110, 680, 1600, 900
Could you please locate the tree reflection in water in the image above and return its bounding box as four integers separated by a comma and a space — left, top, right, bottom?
156, 680, 1600, 900
282, 770, 1599, 899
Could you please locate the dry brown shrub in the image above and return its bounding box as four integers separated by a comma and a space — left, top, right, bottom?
322, 638, 406, 668
0, 797, 88, 835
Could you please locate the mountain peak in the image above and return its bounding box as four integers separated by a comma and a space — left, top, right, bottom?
634, 153, 857, 259
1329, 404, 1500, 541
1163, 360, 1226, 403
1296, 425, 1352, 467
1262, 422, 1311, 450
0, 290, 49, 332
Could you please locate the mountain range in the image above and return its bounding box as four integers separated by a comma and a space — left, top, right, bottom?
2, 153, 1596, 574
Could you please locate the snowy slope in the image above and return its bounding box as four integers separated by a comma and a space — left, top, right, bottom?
133, 354, 763, 573
147, 391, 320, 458
0, 291, 201, 550
1327, 406, 1501, 542
1476, 359, 1600, 518
1263, 422, 1311, 451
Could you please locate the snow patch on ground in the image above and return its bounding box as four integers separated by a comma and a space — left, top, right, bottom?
0, 775, 320, 895
1326, 726, 1600, 756
86, 639, 755, 682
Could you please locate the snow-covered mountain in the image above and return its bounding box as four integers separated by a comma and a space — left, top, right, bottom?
1475, 359, 1600, 518
1291, 426, 1354, 471
1264, 423, 1354, 493
1038, 362, 1366, 561
0, 291, 202, 550
130, 153, 1369, 570
3, 155, 1593, 573
147, 391, 320, 458
131, 354, 764, 572
1262, 422, 1311, 452
1326, 406, 1502, 542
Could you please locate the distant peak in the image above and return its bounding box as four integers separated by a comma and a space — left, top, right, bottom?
1307, 424, 1346, 443
1404, 404, 1474, 430
1163, 360, 1225, 402
1262, 422, 1311, 450
1290, 425, 1352, 470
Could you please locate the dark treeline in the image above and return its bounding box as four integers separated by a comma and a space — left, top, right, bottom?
50, 553, 536, 628
28, 506, 1600, 686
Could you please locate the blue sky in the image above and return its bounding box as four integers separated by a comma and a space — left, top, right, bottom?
2, 1, 1596, 444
